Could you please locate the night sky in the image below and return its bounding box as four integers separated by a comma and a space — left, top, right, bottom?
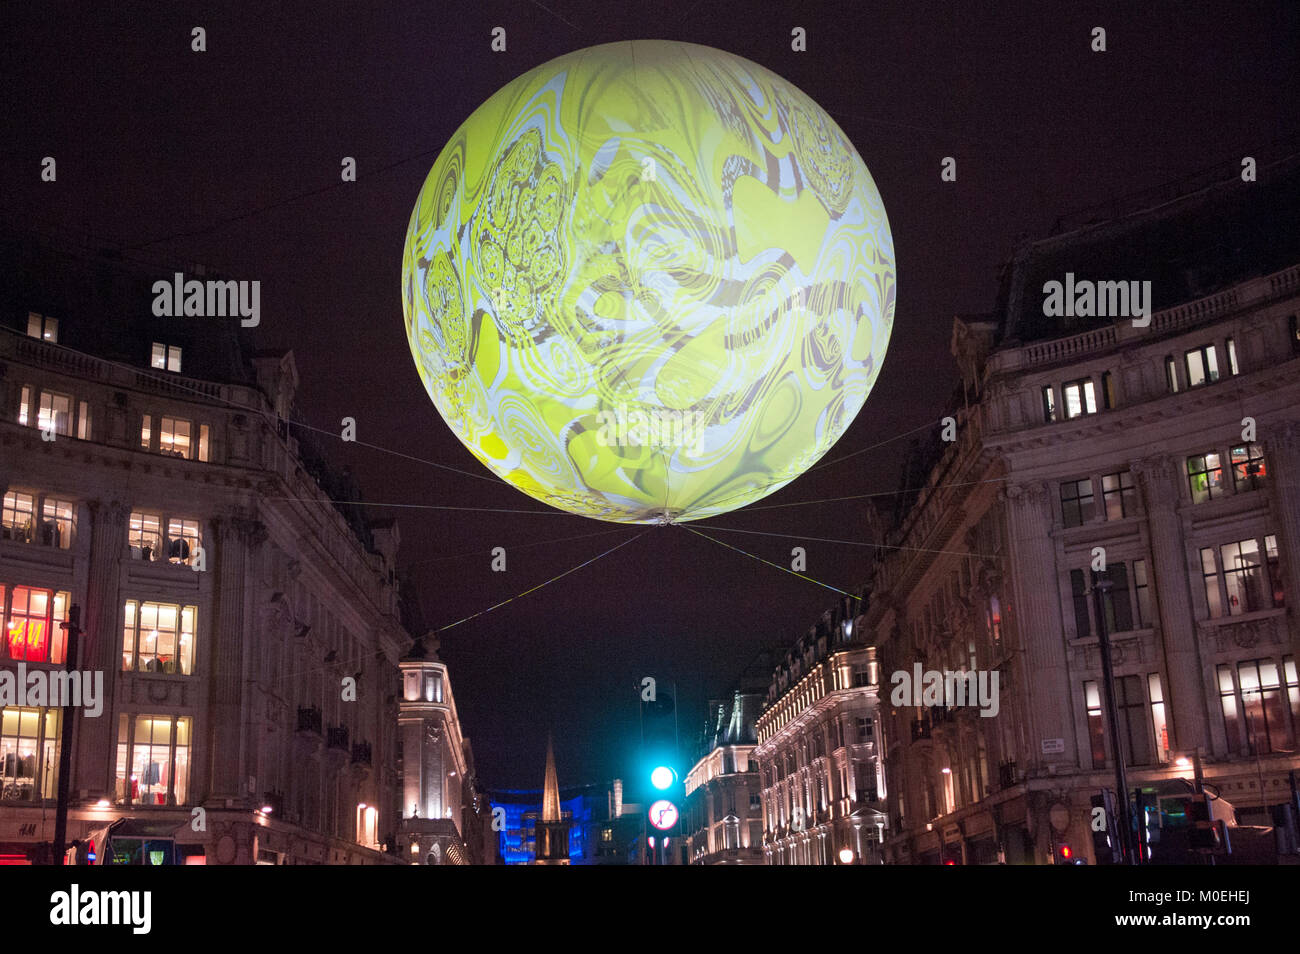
3, 1, 1297, 789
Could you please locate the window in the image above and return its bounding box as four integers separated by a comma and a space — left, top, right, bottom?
141, 415, 152, 450
1071, 562, 1148, 636
1133, 560, 1153, 627
37, 391, 72, 436
0, 707, 61, 802
2, 586, 70, 664
1185, 344, 1219, 388
1060, 478, 1095, 528
198, 424, 210, 462
1230, 444, 1266, 492
1220, 660, 1295, 755
1116, 674, 1154, 766
1062, 378, 1096, 418
1101, 371, 1116, 410
1084, 681, 1106, 768
1226, 338, 1239, 376
1101, 471, 1136, 520
76, 400, 91, 441
151, 343, 182, 373
1148, 674, 1170, 764
1187, 452, 1225, 503
159, 417, 192, 458
128, 512, 163, 560
857, 717, 873, 741
121, 600, 197, 674
40, 498, 74, 549
25, 313, 58, 343
986, 595, 1002, 644
167, 518, 201, 564
1069, 570, 1092, 638
1203, 535, 1285, 617
1041, 386, 1057, 423
1165, 356, 1179, 393
1291, 315, 1300, 353
17, 386, 31, 427
1, 492, 35, 543
115, 714, 191, 806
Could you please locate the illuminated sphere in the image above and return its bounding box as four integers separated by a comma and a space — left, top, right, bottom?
650, 765, 675, 790
402, 40, 895, 523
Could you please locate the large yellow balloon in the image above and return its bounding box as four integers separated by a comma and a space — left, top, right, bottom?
402, 40, 895, 523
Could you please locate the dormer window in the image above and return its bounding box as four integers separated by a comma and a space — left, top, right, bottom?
151, 342, 182, 373
26, 312, 58, 343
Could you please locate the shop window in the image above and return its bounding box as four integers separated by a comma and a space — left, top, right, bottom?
121, 600, 197, 674
0, 707, 60, 802
114, 714, 191, 805
2, 586, 70, 664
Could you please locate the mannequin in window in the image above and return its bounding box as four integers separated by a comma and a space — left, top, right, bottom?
168, 537, 191, 564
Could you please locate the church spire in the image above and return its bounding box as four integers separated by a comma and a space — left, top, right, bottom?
542, 733, 561, 822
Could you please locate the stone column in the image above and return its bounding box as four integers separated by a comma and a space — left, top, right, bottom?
1263, 421, 1300, 661
206, 514, 264, 803
73, 499, 128, 802
1133, 455, 1208, 753
1001, 480, 1075, 771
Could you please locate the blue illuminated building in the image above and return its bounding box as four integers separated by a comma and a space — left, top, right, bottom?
489, 784, 609, 865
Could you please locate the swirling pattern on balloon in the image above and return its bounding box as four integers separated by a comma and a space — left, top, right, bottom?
402, 40, 895, 523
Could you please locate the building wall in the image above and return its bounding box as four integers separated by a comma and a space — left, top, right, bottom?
869, 250, 1300, 863
0, 260, 412, 864
753, 602, 886, 865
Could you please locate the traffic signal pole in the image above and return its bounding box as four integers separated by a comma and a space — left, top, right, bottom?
53, 604, 83, 866
1092, 576, 1137, 865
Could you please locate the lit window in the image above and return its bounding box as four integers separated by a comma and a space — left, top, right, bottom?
1165, 356, 1179, 393
1230, 444, 1266, 492
141, 415, 152, 450
151, 343, 182, 374
1115, 674, 1154, 766
128, 512, 163, 561
1148, 675, 1169, 763
37, 392, 72, 436
1059, 478, 1095, 528
115, 714, 191, 806
1226, 338, 1239, 375
1184, 344, 1219, 388
1101, 470, 1137, 520
198, 424, 210, 463
40, 498, 75, 549
17, 386, 31, 426
76, 400, 91, 441
1221, 539, 1264, 616
1, 492, 35, 543
167, 518, 202, 565
1186, 452, 1224, 503
1084, 681, 1106, 768
1062, 378, 1096, 419
121, 600, 197, 674
25, 313, 58, 343
0, 706, 61, 803
159, 417, 192, 458
2, 586, 70, 664
1041, 386, 1056, 423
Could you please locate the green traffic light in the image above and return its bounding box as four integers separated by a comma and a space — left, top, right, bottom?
651, 765, 675, 790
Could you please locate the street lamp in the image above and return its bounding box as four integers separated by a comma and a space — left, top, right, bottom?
838, 847, 854, 864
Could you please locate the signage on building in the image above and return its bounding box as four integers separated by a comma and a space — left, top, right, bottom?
1041, 738, 1065, 755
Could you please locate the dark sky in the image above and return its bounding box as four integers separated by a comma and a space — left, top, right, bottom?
3, 1, 1297, 788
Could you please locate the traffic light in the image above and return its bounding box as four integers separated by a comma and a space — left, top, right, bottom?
1134, 788, 1161, 863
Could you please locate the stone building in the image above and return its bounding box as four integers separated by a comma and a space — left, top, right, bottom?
0, 232, 477, 864
683, 650, 772, 864
868, 153, 1300, 864
754, 591, 888, 865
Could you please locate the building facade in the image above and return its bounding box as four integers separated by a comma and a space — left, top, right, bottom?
869, 154, 1300, 864
754, 593, 888, 865
0, 233, 469, 864
683, 652, 770, 864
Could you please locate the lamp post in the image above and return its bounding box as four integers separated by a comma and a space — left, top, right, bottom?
1091, 574, 1137, 864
